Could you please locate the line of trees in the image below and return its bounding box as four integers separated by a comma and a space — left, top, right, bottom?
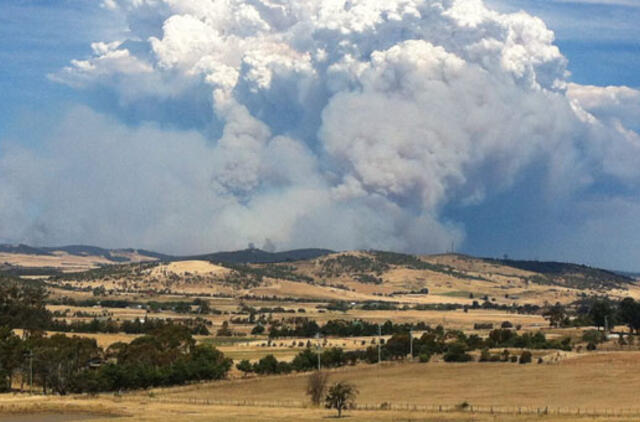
265, 318, 432, 339
50, 297, 222, 315
235, 326, 570, 377
1, 283, 212, 336
49, 317, 212, 336
0, 282, 231, 393
543, 297, 640, 332
0, 324, 231, 394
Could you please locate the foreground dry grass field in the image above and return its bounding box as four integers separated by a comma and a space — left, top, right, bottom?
156, 352, 640, 410
2, 394, 640, 422
3, 352, 640, 421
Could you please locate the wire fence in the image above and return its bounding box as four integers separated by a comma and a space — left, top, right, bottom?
136, 396, 640, 418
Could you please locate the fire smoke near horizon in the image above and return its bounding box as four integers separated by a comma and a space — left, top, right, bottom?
1, 0, 640, 268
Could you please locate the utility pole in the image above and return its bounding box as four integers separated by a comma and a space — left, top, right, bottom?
315, 333, 322, 370
23, 350, 33, 395
377, 324, 382, 364
605, 315, 609, 334
409, 330, 413, 360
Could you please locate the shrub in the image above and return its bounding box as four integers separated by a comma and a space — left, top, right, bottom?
479, 348, 491, 362
418, 352, 432, 363
443, 343, 473, 362
457, 401, 471, 410
253, 354, 279, 375
251, 324, 265, 335
519, 351, 532, 364
582, 329, 606, 344
586, 342, 597, 351
236, 359, 253, 374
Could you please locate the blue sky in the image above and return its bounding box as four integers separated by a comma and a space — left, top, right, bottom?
1, 0, 640, 270
488, 0, 640, 86
1, 1, 115, 143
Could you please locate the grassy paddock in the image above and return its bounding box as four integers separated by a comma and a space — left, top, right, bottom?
4, 352, 640, 422
2, 396, 640, 422
149, 352, 640, 411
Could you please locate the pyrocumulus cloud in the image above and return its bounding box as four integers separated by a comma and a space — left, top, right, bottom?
1, 0, 639, 260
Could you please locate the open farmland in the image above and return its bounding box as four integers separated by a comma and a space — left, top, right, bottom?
5, 0, 640, 419
3, 352, 640, 421
3, 246, 640, 422
40, 249, 640, 307
159, 352, 640, 410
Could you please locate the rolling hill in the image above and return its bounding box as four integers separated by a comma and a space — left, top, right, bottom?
186, 248, 334, 264
0, 243, 331, 267
11, 247, 635, 306
484, 258, 633, 290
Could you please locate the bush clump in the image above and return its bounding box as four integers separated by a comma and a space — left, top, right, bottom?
519, 350, 533, 364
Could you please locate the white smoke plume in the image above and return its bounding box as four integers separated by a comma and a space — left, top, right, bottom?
2, 0, 639, 261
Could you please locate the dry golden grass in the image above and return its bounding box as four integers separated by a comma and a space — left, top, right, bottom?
157, 351, 640, 410
346, 308, 546, 329
149, 260, 230, 276
3, 393, 640, 422
0, 250, 154, 273
12, 331, 141, 349
4, 353, 640, 421
0, 253, 110, 272
39, 302, 552, 350
39, 249, 639, 307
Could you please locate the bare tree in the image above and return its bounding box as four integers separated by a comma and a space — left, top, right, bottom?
306, 371, 329, 406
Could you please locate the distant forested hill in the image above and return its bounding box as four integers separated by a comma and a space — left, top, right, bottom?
486, 258, 634, 290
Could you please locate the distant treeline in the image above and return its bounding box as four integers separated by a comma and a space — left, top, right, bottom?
237, 326, 570, 376
0, 283, 212, 336
543, 296, 640, 333
50, 297, 222, 315
316, 251, 486, 281
486, 258, 633, 290
0, 325, 231, 394
0, 282, 231, 394
49, 317, 212, 336
266, 318, 431, 339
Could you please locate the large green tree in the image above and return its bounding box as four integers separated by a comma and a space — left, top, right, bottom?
0, 327, 23, 391
589, 299, 616, 331
619, 298, 640, 334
